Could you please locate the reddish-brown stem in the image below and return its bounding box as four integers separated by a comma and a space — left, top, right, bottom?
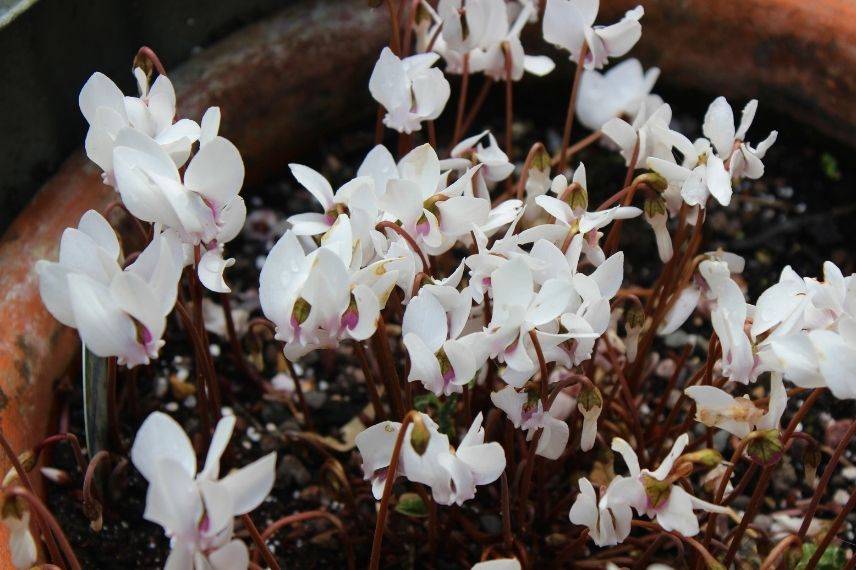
401, 0, 417, 58
528, 330, 549, 403
803, 487, 856, 570
603, 139, 641, 254
135, 46, 166, 76
370, 316, 406, 420
550, 130, 602, 168
760, 534, 801, 570
374, 105, 385, 145
646, 344, 692, 435
0, 429, 63, 564
243, 513, 283, 570
103, 200, 150, 244
513, 142, 547, 201
283, 357, 314, 430
723, 389, 825, 566
452, 53, 471, 146
175, 299, 214, 438
192, 247, 222, 416
353, 341, 386, 421
35, 433, 87, 474
502, 43, 514, 163
427, 120, 437, 148
501, 472, 513, 551
384, 0, 402, 55
797, 417, 856, 539
82, 450, 111, 528
219, 292, 262, 388
4, 486, 81, 570
459, 78, 494, 138
556, 43, 589, 173
369, 412, 417, 570
375, 221, 429, 272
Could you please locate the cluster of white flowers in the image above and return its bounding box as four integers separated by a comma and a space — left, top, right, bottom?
20, 0, 855, 567
80, 68, 246, 294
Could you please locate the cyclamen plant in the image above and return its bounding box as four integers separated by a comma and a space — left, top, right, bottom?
1, 1, 853, 569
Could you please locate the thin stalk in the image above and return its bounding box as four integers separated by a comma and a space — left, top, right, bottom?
81, 450, 110, 530
376, 221, 429, 272
760, 535, 800, 570
242, 513, 283, 570
452, 53, 471, 146
550, 130, 602, 168
803, 487, 856, 570
35, 433, 87, 474
401, 0, 417, 58
282, 357, 314, 430
369, 412, 418, 570
459, 78, 494, 138
135, 46, 166, 76
384, 0, 402, 55
175, 300, 214, 438
501, 472, 513, 551
354, 341, 386, 421
503, 43, 514, 162
0, 429, 63, 564
513, 142, 547, 202
219, 292, 261, 387
4, 486, 81, 570
556, 43, 589, 173
370, 316, 406, 420
797, 418, 856, 539
602, 139, 641, 254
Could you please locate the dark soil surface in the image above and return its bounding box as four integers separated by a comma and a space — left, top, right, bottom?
42, 85, 856, 569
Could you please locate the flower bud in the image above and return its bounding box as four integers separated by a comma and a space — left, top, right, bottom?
2, 451, 35, 487
679, 449, 723, 468
625, 305, 645, 332
0, 493, 27, 521
531, 146, 551, 173
633, 172, 669, 193
746, 429, 784, 466
802, 442, 822, 487
409, 414, 431, 456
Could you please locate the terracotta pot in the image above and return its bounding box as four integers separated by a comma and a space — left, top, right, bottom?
0, 0, 853, 563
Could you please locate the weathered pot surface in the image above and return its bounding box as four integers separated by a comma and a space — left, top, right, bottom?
0, 0, 854, 563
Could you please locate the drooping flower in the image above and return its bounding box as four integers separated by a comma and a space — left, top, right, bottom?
606, 434, 728, 536
576, 58, 661, 131
703, 97, 777, 180
491, 385, 569, 459
355, 412, 505, 505
36, 211, 183, 367
543, 0, 644, 70
131, 412, 276, 570
569, 476, 632, 546
369, 47, 451, 134
685, 373, 787, 438
1, 496, 37, 570
403, 287, 480, 396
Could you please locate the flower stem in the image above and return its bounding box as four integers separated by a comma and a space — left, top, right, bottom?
452, 53, 471, 146
803, 487, 856, 570
353, 341, 386, 421
370, 316, 406, 420
556, 44, 589, 173
369, 411, 418, 570
4, 486, 81, 570
797, 417, 856, 539
242, 512, 283, 570
459, 78, 494, 138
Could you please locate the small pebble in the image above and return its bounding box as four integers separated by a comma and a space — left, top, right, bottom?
183, 395, 197, 409
209, 344, 221, 357
833, 489, 850, 506
164, 402, 179, 412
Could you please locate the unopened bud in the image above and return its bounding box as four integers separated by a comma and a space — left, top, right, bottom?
625, 305, 645, 332
291, 297, 312, 326
414, 2, 432, 25
633, 172, 669, 193
40, 467, 71, 486
803, 443, 822, 487
577, 383, 603, 412
644, 196, 667, 219
679, 449, 723, 468
3, 451, 35, 487
531, 146, 551, 173
409, 414, 431, 456
0, 493, 27, 520
746, 429, 784, 466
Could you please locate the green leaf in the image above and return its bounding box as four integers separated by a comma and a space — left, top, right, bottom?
795, 543, 846, 570
395, 493, 428, 518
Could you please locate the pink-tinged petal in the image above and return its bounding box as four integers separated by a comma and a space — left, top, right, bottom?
595, 6, 644, 59
569, 477, 598, 527
346, 284, 380, 341
590, 251, 624, 298
490, 385, 527, 427
369, 47, 410, 112
456, 441, 505, 486
437, 196, 490, 236
403, 291, 448, 351
492, 257, 534, 311
404, 332, 445, 394
656, 485, 700, 536
658, 286, 701, 335
200, 106, 221, 147
186, 137, 244, 209
78, 210, 120, 261
650, 433, 689, 481
197, 248, 235, 294
809, 330, 856, 399
706, 154, 732, 206
536, 414, 569, 460
68, 273, 142, 364
288, 163, 335, 211
355, 420, 402, 478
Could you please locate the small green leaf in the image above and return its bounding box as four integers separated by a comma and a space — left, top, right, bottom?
395, 493, 428, 518
820, 153, 842, 181
795, 543, 846, 570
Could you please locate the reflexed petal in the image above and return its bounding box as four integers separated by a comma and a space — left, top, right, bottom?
289, 163, 335, 211
703, 96, 736, 157
402, 291, 448, 351
68, 274, 141, 364
200, 415, 237, 480
131, 411, 197, 482
706, 154, 732, 206
218, 452, 277, 515
456, 441, 505, 485
79, 72, 126, 125
656, 485, 699, 536
200, 106, 221, 146
650, 433, 689, 481
536, 415, 569, 459
610, 437, 641, 477
197, 248, 236, 294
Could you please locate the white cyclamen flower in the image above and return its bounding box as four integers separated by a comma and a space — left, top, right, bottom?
577, 58, 660, 131
607, 434, 728, 536
1, 507, 37, 570
703, 96, 777, 181
131, 412, 276, 570
36, 211, 183, 367
543, 0, 644, 70
685, 373, 787, 438
569, 476, 633, 546
355, 412, 505, 505
370, 47, 451, 134
79, 68, 201, 182
491, 385, 569, 459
